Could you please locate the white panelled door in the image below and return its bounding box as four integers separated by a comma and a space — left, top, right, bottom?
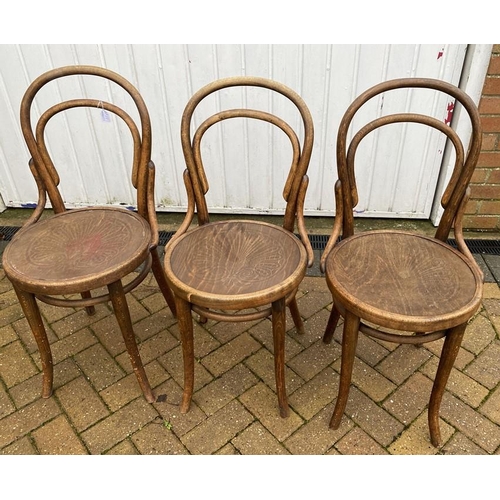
0, 44, 480, 219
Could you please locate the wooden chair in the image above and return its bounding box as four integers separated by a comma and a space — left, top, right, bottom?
2, 65, 177, 403
320, 78, 483, 447
163, 76, 314, 417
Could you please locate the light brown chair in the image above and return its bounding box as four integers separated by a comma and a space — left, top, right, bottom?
320, 78, 483, 447
2, 65, 177, 403
163, 76, 314, 417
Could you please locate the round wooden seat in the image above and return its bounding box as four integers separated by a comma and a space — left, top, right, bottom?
3, 207, 151, 295
325, 231, 483, 332
165, 220, 307, 310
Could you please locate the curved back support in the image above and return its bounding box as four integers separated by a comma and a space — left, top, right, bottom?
180, 76, 314, 232
336, 78, 482, 240
20, 65, 153, 221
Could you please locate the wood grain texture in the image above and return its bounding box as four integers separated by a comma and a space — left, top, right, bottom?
166, 220, 307, 309
4, 207, 151, 294
326, 231, 482, 330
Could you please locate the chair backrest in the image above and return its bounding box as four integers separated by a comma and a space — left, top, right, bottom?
334, 78, 482, 242
20, 65, 155, 227
180, 76, 315, 236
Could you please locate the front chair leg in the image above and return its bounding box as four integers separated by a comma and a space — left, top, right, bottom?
428, 323, 466, 447
330, 309, 360, 429
272, 297, 289, 418
108, 280, 155, 403
14, 286, 53, 398
175, 295, 195, 414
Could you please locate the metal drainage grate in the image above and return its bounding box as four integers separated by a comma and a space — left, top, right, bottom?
2, 226, 500, 256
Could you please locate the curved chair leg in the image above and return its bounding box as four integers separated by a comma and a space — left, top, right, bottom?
81, 291, 96, 316
288, 295, 305, 335
330, 309, 360, 429
175, 295, 195, 414
14, 286, 53, 398
272, 297, 289, 418
108, 280, 155, 403
150, 247, 177, 317
428, 322, 466, 447
323, 304, 341, 344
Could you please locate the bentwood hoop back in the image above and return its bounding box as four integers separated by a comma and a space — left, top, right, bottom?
2, 66, 177, 403
164, 76, 314, 418
320, 78, 483, 447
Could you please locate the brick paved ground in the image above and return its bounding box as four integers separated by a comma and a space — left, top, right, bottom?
1, 238, 500, 458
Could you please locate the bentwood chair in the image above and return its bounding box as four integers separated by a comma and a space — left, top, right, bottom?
320, 78, 483, 447
163, 76, 314, 417
2, 66, 177, 403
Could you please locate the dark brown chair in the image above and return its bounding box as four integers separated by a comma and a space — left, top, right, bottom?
320, 78, 483, 447
2, 65, 177, 403
163, 76, 314, 417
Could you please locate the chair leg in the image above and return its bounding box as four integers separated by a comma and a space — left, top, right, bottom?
13, 286, 53, 398
150, 247, 177, 317
329, 309, 360, 429
108, 280, 155, 403
323, 304, 341, 344
288, 295, 305, 335
428, 322, 466, 447
272, 297, 289, 418
81, 291, 96, 316
175, 295, 195, 414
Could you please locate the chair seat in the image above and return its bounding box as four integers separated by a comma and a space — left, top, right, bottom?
164, 220, 307, 310
2, 207, 151, 295
325, 230, 483, 331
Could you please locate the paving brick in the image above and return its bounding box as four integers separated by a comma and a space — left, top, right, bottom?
441, 392, 500, 453
208, 317, 262, 344
462, 313, 498, 354
0, 398, 61, 448
232, 421, 290, 454
343, 386, 405, 447
288, 367, 338, 421
159, 344, 214, 392
287, 338, 341, 381
0, 436, 37, 454
12, 316, 57, 354
376, 344, 432, 385
284, 405, 348, 454
0, 340, 38, 386
421, 357, 489, 407
382, 372, 433, 425
105, 439, 139, 454
80, 398, 159, 454
335, 356, 396, 403
167, 320, 220, 358
202, 332, 261, 377
181, 399, 254, 454
50, 327, 98, 364
74, 343, 125, 391
0, 386, 14, 419
32, 415, 88, 454
442, 432, 489, 455
131, 421, 189, 454
0, 324, 17, 348
56, 376, 110, 432
335, 426, 389, 454
464, 340, 500, 389
244, 347, 304, 395
239, 382, 303, 441
131, 308, 177, 342
480, 385, 500, 424
50, 307, 111, 339
194, 363, 258, 416
388, 413, 452, 455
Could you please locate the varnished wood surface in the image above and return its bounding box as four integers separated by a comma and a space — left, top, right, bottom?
325, 231, 482, 331
165, 220, 307, 309
3, 207, 151, 294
